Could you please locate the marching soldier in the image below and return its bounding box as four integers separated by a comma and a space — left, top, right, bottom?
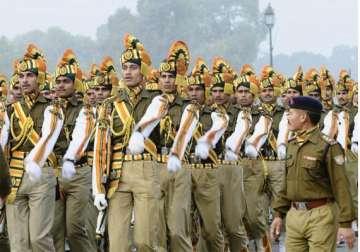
92, 34, 160, 252
271, 95, 355, 251
51, 49, 95, 252
6, 44, 64, 252
168, 58, 225, 251
128, 41, 191, 251
322, 69, 358, 220
319, 66, 335, 112
210, 58, 249, 251
243, 65, 285, 251
88, 58, 119, 251
277, 76, 303, 160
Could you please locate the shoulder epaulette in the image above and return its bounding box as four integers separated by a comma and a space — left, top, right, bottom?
320, 133, 337, 145
103, 95, 117, 104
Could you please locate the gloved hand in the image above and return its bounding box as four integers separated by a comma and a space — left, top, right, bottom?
351, 143, 358, 155
128, 131, 145, 155
62, 160, 76, 180
225, 149, 238, 161
277, 144, 286, 160
167, 155, 181, 173
195, 141, 211, 160
24, 160, 42, 182
245, 141, 258, 158
94, 194, 108, 211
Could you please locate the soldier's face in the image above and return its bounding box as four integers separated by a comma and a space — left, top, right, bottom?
286, 89, 300, 99
86, 89, 97, 106
308, 92, 321, 101
18, 71, 39, 95
211, 87, 228, 105
55, 76, 75, 98
159, 72, 176, 94
11, 83, 22, 100
287, 108, 308, 131
260, 87, 275, 104
336, 90, 349, 106
95, 86, 111, 104
324, 86, 333, 100
122, 62, 143, 87
236, 86, 253, 106
188, 85, 205, 105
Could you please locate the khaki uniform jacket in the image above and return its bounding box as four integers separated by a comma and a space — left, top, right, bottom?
8, 94, 49, 153
53, 95, 83, 157
273, 127, 354, 227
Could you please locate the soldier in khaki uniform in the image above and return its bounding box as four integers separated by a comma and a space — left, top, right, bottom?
92, 34, 160, 252
322, 70, 358, 220
6, 44, 64, 252
319, 66, 335, 113
271, 95, 355, 251
86, 60, 116, 251
51, 49, 95, 252
209, 58, 249, 252
169, 58, 224, 251
128, 41, 192, 251
225, 66, 269, 251
244, 65, 285, 251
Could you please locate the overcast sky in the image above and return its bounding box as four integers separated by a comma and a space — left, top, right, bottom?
1, 0, 357, 57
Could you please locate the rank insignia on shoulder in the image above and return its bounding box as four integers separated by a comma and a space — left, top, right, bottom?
321, 133, 337, 145
303, 155, 317, 161
334, 155, 345, 165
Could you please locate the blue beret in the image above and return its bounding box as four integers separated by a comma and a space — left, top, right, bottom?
289, 96, 323, 114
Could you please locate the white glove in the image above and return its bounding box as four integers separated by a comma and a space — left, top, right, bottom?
167, 155, 181, 173
245, 141, 258, 158
24, 160, 42, 182
195, 141, 211, 160
351, 143, 358, 155
225, 149, 238, 161
94, 194, 108, 211
128, 131, 145, 155
277, 144, 287, 160
62, 160, 76, 180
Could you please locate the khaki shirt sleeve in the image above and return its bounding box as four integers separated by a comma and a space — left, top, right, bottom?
272, 168, 291, 218
327, 143, 354, 227
0, 147, 11, 198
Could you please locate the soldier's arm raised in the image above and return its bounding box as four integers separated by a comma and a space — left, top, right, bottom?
24, 103, 64, 181
62, 106, 95, 180
128, 94, 169, 155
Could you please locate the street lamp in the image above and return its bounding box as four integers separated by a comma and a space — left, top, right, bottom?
264, 3, 275, 67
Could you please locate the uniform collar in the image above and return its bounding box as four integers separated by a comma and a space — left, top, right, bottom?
295, 126, 319, 145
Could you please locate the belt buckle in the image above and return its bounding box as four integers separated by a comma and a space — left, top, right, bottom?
297, 202, 307, 210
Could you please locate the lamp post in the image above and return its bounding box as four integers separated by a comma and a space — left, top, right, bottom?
264, 3, 275, 67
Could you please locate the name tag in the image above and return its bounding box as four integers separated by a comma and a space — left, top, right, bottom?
303, 155, 317, 161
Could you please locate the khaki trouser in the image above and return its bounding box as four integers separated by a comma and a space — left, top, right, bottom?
285, 202, 338, 252
6, 166, 56, 252
190, 167, 224, 252
241, 160, 268, 240
158, 163, 192, 252
52, 165, 93, 252
108, 160, 161, 252
0, 216, 10, 252
218, 163, 249, 251
345, 152, 358, 218
86, 194, 99, 251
